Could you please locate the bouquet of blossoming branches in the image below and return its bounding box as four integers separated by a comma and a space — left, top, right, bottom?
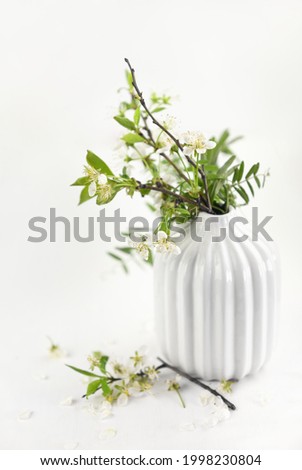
72, 59, 268, 268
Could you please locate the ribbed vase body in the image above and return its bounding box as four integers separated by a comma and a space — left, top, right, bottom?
154, 210, 279, 380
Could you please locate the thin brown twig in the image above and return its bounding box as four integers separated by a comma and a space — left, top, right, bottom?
136, 181, 208, 211
140, 109, 191, 185
158, 152, 191, 184
201, 164, 212, 212
157, 357, 236, 411
124, 58, 213, 214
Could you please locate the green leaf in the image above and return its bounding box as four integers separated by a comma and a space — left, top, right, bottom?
86, 379, 103, 397
125, 70, 133, 88
146, 202, 157, 212
254, 175, 261, 188
71, 176, 90, 186
237, 161, 245, 181
116, 247, 134, 254
86, 150, 114, 176
107, 252, 129, 273
208, 129, 230, 165
66, 365, 101, 378
204, 164, 218, 172
217, 155, 236, 176
134, 108, 141, 126
245, 163, 260, 179
146, 250, 153, 266
151, 106, 165, 113
99, 355, 109, 374
122, 133, 146, 144
247, 180, 255, 196
114, 116, 135, 131
78, 186, 93, 205
227, 135, 244, 145
210, 180, 224, 200
100, 378, 111, 396
234, 186, 249, 204
107, 252, 122, 261
232, 168, 239, 183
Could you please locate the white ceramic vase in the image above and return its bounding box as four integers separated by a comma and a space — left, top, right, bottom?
154, 209, 279, 380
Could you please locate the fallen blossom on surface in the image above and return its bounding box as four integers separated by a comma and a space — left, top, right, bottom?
60, 396, 74, 406
179, 422, 196, 432
98, 428, 117, 441
63, 441, 79, 450
18, 410, 33, 421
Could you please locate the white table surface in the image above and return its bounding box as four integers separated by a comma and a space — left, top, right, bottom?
1, 265, 301, 450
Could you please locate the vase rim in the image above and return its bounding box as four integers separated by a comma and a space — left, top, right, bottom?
197, 206, 238, 219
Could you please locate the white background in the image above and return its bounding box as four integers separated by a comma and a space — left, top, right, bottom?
0, 0, 302, 450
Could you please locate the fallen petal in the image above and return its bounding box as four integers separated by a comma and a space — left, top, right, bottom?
98, 428, 117, 441
60, 396, 74, 406
63, 441, 78, 450
18, 410, 33, 421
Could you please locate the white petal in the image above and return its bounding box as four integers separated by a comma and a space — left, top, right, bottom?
183, 146, 193, 155
175, 374, 182, 384
206, 140, 216, 149
63, 441, 78, 450
128, 384, 141, 397
128, 240, 137, 248
200, 392, 216, 406
99, 401, 112, 418
117, 393, 128, 407
197, 148, 206, 154
134, 142, 154, 156
202, 415, 219, 428
98, 174, 108, 185
157, 231, 168, 240
171, 244, 181, 255
98, 428, 117, 441
88, 181, 97, 197
60, 396, 73, 406
100, 408, 112, 419
101, 400, 112, 411
32, 373, 48, 381
214, 396, 224, 408
18, 410, 33, 421
215, 405, 230, 422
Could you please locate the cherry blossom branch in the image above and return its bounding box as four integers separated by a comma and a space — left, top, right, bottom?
124, 58, 213, 214
139, 112, 191, 185
136, 180, 209, 212
157, 357, 236, 410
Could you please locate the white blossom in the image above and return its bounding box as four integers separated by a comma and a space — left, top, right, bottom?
32, 373, 48, 381
60, 396, 74, 406
48, 338, 66, 358
162, 115, 177, 130
98, 428, 117, 441
180, 131, 216, 156
18, 410, 33, 421
200, 393, 231, 428
154, 231, 181, 256
179, 422, 196, 432
166, 374, 182, 390
63, 441, 79, 450
88, 181, 97, 197
100, 400, 112, 419
129, 233, 151, 261
88, 173, 108, 197
117, 393, 128, 407
128, 381, 142, 397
